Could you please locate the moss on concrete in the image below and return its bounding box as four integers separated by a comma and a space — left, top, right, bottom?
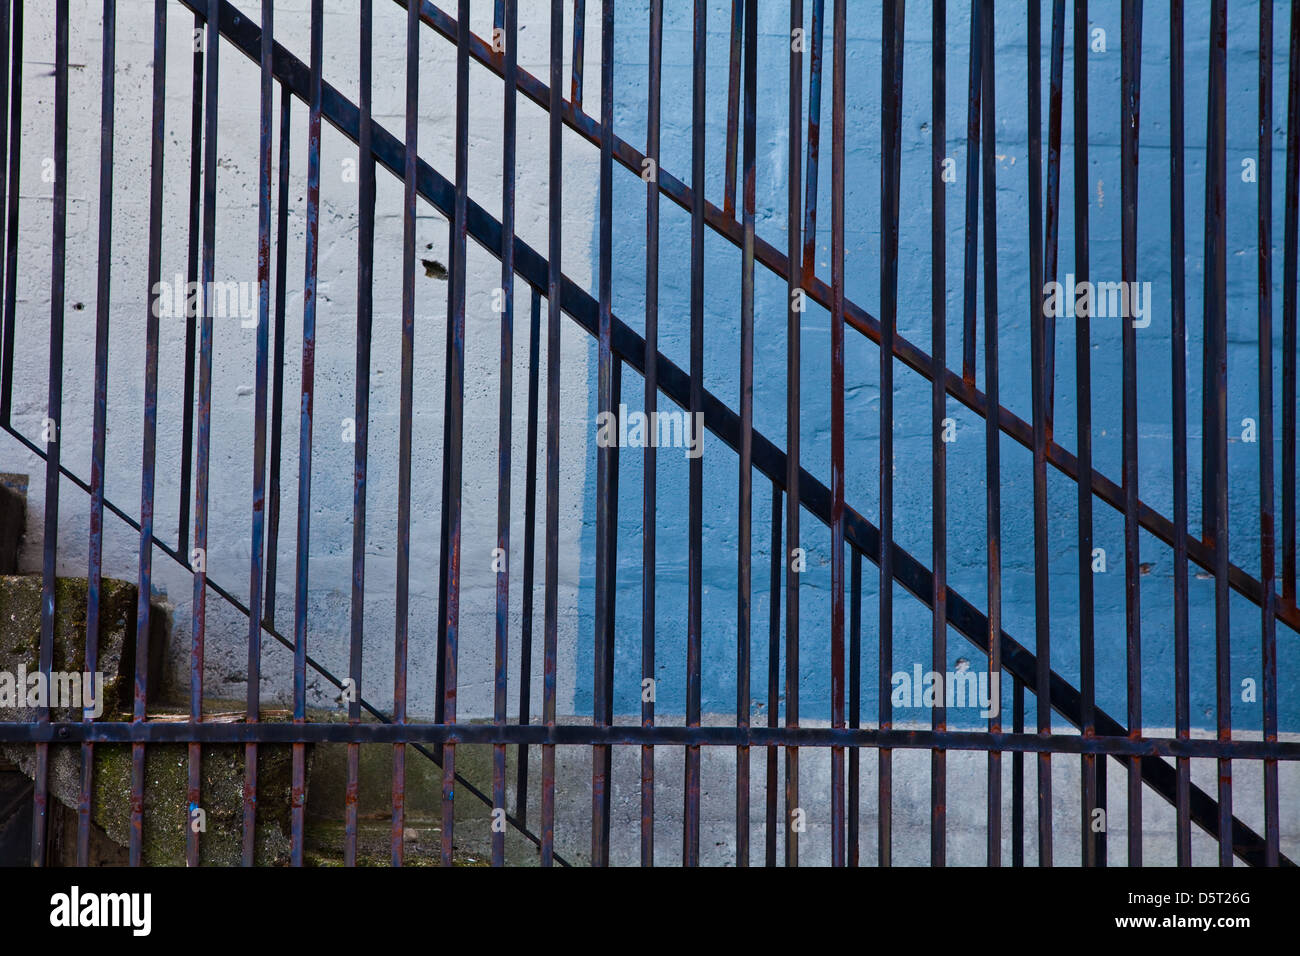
0, 574, 136, 719
0, 576, 305, 865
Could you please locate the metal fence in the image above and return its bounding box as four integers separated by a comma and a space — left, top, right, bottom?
0, 0, 1295, 867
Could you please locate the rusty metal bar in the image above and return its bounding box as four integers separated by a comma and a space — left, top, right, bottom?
849, 546, 861, 866
1257, 0, 1280, 869
542, 0, 564, 867
767, 485, 782, 867
32, 0, 69, 868
6, 721, 1297, 760
724, 0, 743, 219
1073, 0, 1099, 870
517, 285, 541, 831
1287, 0, 1300, 611
980, 0, 1001, 868
0, 0, 9, 427
0, 0, 18, 430
592, 0, 615, 868
185, 0, 221, 869
571, 0, 585, 111
492, 0, 518, 872
1043, 0, 1064, 436
1121, 0, 1144, 868
960, 1, 982, 387
1205, 0, 1233, 869
785, 0, 803, 872
641, 0, 662, 871
80, 0, 116, 869
1170, 0, 1191, 868
875, 0, 904, 870
290, 0, 324, 870
828, 0, 846, 866
1013, 677, 1024, 866
683, 0, 706, 868
393, 0, 418, 867
265, 83, 290, 635
801, 0, 824, 285
178, 6, 205, 563
1027, 0, 1052, 868
736, 0, 756, 870
241, 0, 273, 871
438, 0, 470, 870
346, 0, 375, 870
929, 0, 946, 870
130, 0, 165, 870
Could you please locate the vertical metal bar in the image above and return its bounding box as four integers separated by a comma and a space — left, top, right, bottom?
724, 0, 743, 219
346, 0, 376, 870
766, 485, 782, 867
877, 0, 904, 870
440, 0, 471, 871
1012, 677, 1024, 866
81, 0, 117, 868
542, 0, 564, 868
683, 0, 706, 868
848, 547, 861, 866
265, 86, 290, 633
800, 0, 824, 285
1073, 0, 1099, 870
32, 0, 69, 868
188, 0, 221, 869
179, 7, 205, 558
131, 0, 166, 870
1096, 749, 1107, 865
785, 0, 803, 871
980, 0, 1002, 868
960, 2, 982, 386
571, 0, 585, 110
0, 0, 9, 409
0, 0, 19, 430
604, 361, 620, 814
641, 0, 663, 870
1170, 0, 1192, 868
493, 0, 518, 871
1027, 0, 1052, 868
1285, 0, 1300, 611
1120, 0, 1143, 868
516, 286, 541, 827
830, 0, 848, 870
1043, 0, 1065, 435
930, 0, 947, 869
393, 0, 418, 867
293, 0, 325, 870
728, 0, 759, 868
1205, 0, 1232, 868
592, 0, 615, 868
1257, 0, 1281, 868
735, 0, 757, 870
1202, 11, 1224, 548
243, 0, 274, 871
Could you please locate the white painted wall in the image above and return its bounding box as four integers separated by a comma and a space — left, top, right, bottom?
3, 0, 598, 719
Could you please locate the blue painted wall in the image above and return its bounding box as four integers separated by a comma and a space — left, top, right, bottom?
576, 0, 1299, 734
